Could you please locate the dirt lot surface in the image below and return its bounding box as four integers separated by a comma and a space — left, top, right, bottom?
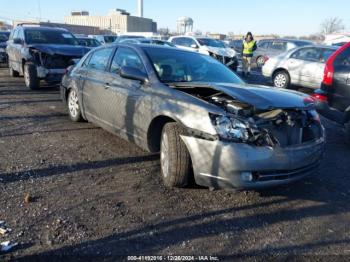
0, 68, 350, 261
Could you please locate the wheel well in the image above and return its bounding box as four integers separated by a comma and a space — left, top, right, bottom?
147, 116, 176, 153
272, 68, 290, 80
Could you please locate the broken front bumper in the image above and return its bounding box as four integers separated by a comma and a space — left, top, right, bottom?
36, 66, 66, 83
181, 136, 325, 190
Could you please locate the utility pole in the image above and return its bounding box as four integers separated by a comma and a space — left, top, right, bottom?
37, 0, 42, 21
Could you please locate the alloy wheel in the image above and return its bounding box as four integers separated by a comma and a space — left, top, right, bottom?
68, 90, 79, 118
274, 73, 287, 88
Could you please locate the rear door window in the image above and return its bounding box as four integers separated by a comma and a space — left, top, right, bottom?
271, 41, 287, 51
334, 47, 350, 67
86, 47, 114, 71
258, 41, 270, 49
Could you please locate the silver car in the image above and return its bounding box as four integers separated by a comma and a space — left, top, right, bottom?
262, 45, 337, 89
254, 39, 314, 68
61, 44, 325, 190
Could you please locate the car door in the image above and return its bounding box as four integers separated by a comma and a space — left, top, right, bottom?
81, 47, 116, 126
106, 47, 148, 142
7, 28, 20, 71
287, 47, 322, 88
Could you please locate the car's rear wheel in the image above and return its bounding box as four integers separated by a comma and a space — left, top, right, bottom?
67, 89, 83, 122
9, 66, 20, 77
24, 63, 39, 90
160, 123, 192, 188
256, 56, 266, 68
273, 70, 290, 89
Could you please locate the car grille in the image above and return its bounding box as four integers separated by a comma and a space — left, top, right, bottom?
253, 161, 320, 182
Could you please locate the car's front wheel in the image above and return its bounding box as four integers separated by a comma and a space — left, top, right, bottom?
24, 63, 39, 90
273, 70, 290, 89
160, 123, 192, 188
67, 89, 83, 122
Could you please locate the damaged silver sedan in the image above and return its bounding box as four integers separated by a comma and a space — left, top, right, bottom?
61, 44, 325, 190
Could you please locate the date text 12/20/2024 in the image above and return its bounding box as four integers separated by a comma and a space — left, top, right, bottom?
127, 256, 220, 261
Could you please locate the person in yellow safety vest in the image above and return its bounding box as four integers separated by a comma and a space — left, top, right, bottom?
242, 32, 257, 77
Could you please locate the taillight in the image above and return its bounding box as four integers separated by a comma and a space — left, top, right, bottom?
311, 93, 328, 102
264, 56, 269, 63
323, 62, 334, 86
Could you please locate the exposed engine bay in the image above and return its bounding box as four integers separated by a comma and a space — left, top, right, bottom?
175, 87, 323, 148
29, 48, 78, 69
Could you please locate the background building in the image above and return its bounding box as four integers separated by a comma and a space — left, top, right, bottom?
177, 17, 193, 34
64, 9, 157, 34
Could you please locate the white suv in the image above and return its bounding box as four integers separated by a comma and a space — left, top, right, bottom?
169, 36, 238, 71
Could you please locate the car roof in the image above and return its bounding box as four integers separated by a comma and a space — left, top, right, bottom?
259, 38, 313, 43
297, 44, 337, 49
21, 26, 69, 32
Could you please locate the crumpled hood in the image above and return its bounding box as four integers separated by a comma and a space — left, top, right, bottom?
28, 44, 90, 57
213, 83, 313, 110
175, 82, 314, 110
203, 46, 236, 57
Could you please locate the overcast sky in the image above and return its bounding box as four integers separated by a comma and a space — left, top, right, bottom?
0, 0, 349, 36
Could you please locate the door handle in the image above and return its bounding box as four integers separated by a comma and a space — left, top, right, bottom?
104, 83, 110, 89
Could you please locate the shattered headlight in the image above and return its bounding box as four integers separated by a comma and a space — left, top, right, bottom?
210, 114, 250, 142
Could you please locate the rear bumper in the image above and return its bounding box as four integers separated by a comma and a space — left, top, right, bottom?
181, 136, 325, 190
314, 88, 347, 125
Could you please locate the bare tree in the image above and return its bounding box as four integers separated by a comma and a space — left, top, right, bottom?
320, 17, 345, 35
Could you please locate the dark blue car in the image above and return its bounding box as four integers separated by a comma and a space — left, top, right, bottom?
6, 24, 90, 89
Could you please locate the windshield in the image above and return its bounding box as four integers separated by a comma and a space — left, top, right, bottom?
25, 30, 79, 45
144, 47, 244, 84
104, 36, 118, 43
197, 38, 225, 48
78, 38, 101, 47
0, 32, 9, 43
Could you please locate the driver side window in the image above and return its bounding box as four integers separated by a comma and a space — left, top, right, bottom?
110, 47, 146, 74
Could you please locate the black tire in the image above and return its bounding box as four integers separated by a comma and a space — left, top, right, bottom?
160, 123, 192, 188
273, 70, 290, 89
9, 66, 20, 77
24, 62, 39, 90
67, 88, 83, 122
256, 56, 266, 68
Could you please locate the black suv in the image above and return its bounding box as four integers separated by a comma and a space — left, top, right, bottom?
313, 42, 350, 141
6, 24, 90, 89
0, 31, 10, 65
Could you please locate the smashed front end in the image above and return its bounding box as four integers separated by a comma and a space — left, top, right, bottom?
175, 85, 325, 190
28, 47, 83, 83
209, 52, 238, 71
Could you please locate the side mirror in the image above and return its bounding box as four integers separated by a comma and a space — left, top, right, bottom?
119, 66, 148, 83
13, 38, 22, 44
190, 44, 198, 49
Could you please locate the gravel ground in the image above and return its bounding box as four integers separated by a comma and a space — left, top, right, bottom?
0, 68, 349, 261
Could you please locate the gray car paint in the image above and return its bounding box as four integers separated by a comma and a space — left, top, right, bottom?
61, 44, 325, 189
